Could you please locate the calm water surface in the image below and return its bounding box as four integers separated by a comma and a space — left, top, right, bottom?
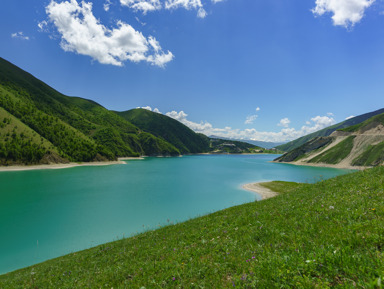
0, 154, 354, 274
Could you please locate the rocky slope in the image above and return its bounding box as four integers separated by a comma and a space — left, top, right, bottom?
274, 113, 384, 168
275, 108, 384, 152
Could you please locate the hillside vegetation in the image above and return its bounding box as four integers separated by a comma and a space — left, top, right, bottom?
0, 58, 274, 165
275, 112, 384, 168
116, 109, 271, 154
116, 108, 210, 154
0, 57, 188, 164
1, 166, 384, 288
276, 108, 384, 152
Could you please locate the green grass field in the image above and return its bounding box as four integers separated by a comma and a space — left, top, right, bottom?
1, 167, 384, 288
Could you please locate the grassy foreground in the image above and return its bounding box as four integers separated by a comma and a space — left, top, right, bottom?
1, 168, 384, 288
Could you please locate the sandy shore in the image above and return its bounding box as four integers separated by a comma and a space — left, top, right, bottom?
273, 161, 367, 171
242, 182, 279, 200
0, 158, 146, 172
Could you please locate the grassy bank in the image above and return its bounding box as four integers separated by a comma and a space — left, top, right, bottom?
1, 167, 384, 288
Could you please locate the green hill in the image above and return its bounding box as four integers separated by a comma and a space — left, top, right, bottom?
275, 112, 384, 167
1, 166, 383, 287
0, 57, 266, 165
116, 109, 274, 154
276, 108, 384, 152
116, 108, 210, 154
0, 57, 186, 164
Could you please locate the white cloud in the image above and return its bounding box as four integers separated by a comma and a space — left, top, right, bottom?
165, 110, 337, 143
165, 0, 206, 17
104, 0, 112, 11
245, 115, 258, 125
11, 32, 29, 40
310, 115, 336, 128
345, 115, 355, 120
256, 107, 260, 111
212, 0, 224, 3
119, 0, 209, 18
38, 20, 49, 32
278, 118, 291, 128
312, 0, 375, 27
45, 0, 173, 67
197, 7, 207, 18
327, 112, 334, 116
165, 0, 203, 10
120, 0, 161, 14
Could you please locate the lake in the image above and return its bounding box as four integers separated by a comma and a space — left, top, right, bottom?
0, 154, 354, 274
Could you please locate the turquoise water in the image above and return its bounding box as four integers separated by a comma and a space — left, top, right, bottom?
0, 154, 354, 274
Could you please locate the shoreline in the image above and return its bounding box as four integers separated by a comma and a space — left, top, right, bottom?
242, 182, 278, 200
272, 160, 367, 171
0, 157, 145, 172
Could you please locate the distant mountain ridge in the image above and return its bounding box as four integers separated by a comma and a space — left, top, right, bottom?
275, 108, 384, 152
209, 135, 284, 149
275, 112, 384, 168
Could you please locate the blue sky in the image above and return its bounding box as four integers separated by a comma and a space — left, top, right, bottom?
1, 0, 384, 142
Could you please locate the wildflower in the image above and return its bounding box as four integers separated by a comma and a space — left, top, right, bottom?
172, 277, 175, 281
329, 206, 334, 210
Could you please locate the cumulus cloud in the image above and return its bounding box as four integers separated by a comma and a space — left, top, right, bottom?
278, 118, 291, 128
165, 110, 336, 142
45, 0, 173, 67
119, 0, 207, 17
165, 0, 206, 17
245, 115, 258, 125
11, 32, 29, 40
256, 107, 261, 111
120, 0, 161, 14
312, 0, 375, 27
212, 0, 224, 3
345, 115, 355, 120
165, 0, 203, 10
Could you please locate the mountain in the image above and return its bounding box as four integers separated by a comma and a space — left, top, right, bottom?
116, 109, 276, 154
0, 57, 184, 165
116, 108, 210, 154
274, 112, 384, 167
209, 138, 265, 154
209, 135, 284, 149
0, 57, 273, 166
275, 108, 384, 152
